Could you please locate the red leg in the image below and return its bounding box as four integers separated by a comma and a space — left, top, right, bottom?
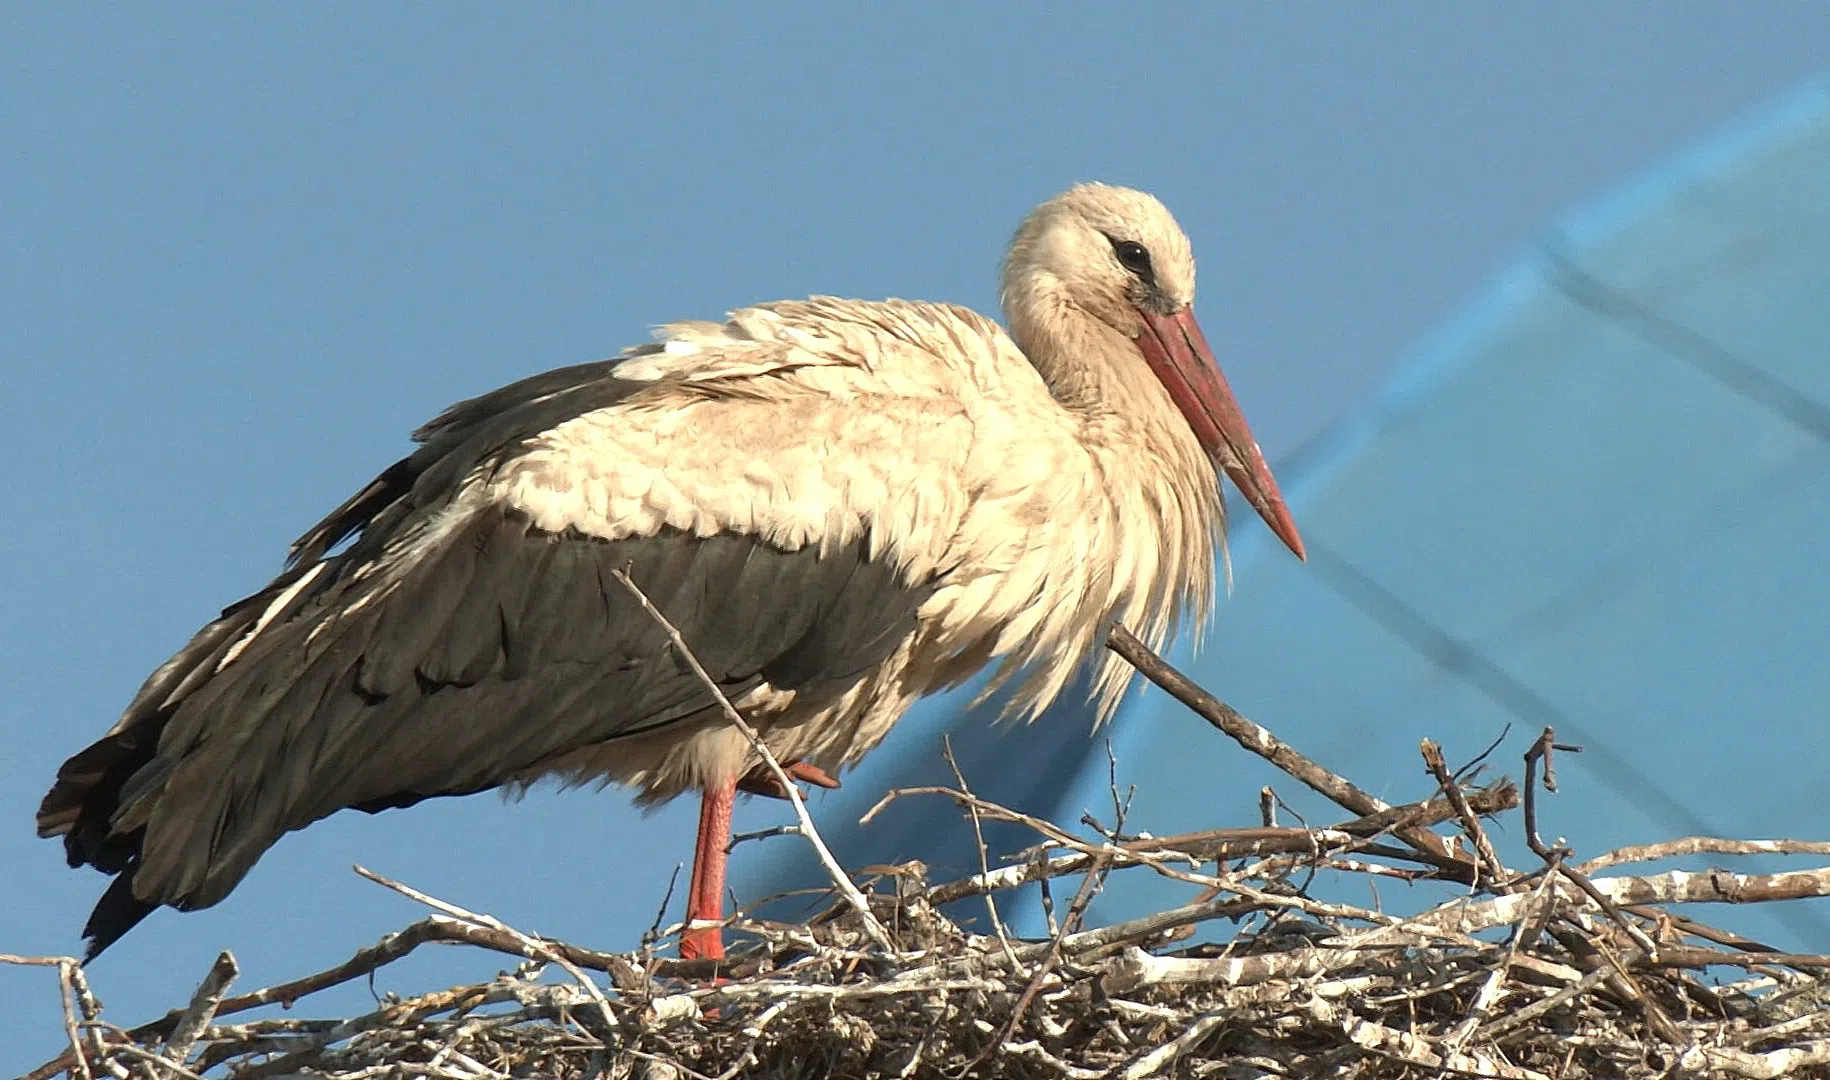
680, 778, 735, 961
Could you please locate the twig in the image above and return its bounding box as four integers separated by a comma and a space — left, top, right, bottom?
162, 951, 238, 1069
1421, 739, 1509, 887
1578, 836, 1830, 874
104, 1040, 210, 1080
1586, 864, 1830, 907
1653, 909, 1782, 953
60, 993, 93, 1080
906, 782, 1516, 907
728, 825, 800, 849
1553, 858, 1660, 954
1652, 946, 1830, 971
977, 852, 1112, 1076
710, 999, 793, 1080
351, 865, 624, 1035
1514, 729, 1660, 956
1694, 1040, 1830, 1079
1037, 873, 1059, 938
1101, 944, 1408, 995
0, 958, 102, 1080
947, 781, 1151, 1078
611, 566, 894, 955
1105, 625, 1378, 815
1342, 780, 1520, 839
940, 735, 1021, 973
1116, 1010, 1226, 1079
644, 863, 684, 952
129, 916, 637, 1044
65, 962, 108, 1080
1309, 997, 1552, 1080
1522, 727, 1581, 859
1006, 1040, 1106, 1079
1439, 870, 1558, 1058
1107, 624, 1470, 869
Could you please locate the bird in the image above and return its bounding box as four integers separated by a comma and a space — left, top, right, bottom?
39, 183, 1305, 962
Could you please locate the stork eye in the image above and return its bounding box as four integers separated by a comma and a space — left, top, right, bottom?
1111, 238, 1153, 277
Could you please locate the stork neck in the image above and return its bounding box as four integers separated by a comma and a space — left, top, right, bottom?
1011, 300, 1189, 457
1008, 293, 1224, 705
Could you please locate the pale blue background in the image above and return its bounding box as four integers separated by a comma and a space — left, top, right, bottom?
5, 6, 1829, 1072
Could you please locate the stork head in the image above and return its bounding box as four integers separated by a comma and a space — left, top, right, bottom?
1003, 183, 1306, 560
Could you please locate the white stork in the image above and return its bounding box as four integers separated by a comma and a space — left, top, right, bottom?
39, 184, 1304, 962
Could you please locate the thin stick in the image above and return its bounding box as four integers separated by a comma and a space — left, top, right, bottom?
1106, 626, 1375, 814
1578, 837, 1830, 874
1440, 870, 1558, 1058
0, 956, 99, 1080
1523, 727, 1581, 858
977, 851, 1113, 1075
643, 863, 684, 952
124, 917, 637, 1045
1515, 731, 1659, 954
61, 973, 93, 1080
1653, 947, 1830, 971
892, 782, 1512, 907
104, 1041, 209, 1080
1107, 625, 1467, 868
1421, 739, 1509, 887
941, 735, 1021, 973
162, 951, 239, 1069
352, 865, 624, 1036
611, 567, 895, 955
1117, 1010, 1227, 1079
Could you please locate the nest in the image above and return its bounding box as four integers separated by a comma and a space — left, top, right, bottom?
15, 631, 1830, 1079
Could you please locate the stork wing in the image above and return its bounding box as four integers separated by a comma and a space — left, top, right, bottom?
39, 350, 932, 957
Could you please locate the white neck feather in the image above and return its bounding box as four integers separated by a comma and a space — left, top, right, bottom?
1004, 288, 1228, 721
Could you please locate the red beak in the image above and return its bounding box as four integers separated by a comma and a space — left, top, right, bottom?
1134, 306, 1306, 561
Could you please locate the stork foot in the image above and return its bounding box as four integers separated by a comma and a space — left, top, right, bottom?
736, 760, 841, 800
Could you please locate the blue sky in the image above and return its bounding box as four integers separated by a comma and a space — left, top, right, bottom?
4, 5, 1829, 1071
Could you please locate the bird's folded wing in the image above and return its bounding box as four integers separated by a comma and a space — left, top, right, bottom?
39, 327, 941, 954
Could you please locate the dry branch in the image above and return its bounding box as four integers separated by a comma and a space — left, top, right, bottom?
1108, 625, 1475, 871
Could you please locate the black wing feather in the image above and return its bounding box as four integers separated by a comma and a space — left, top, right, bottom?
355, 525, 488, 696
